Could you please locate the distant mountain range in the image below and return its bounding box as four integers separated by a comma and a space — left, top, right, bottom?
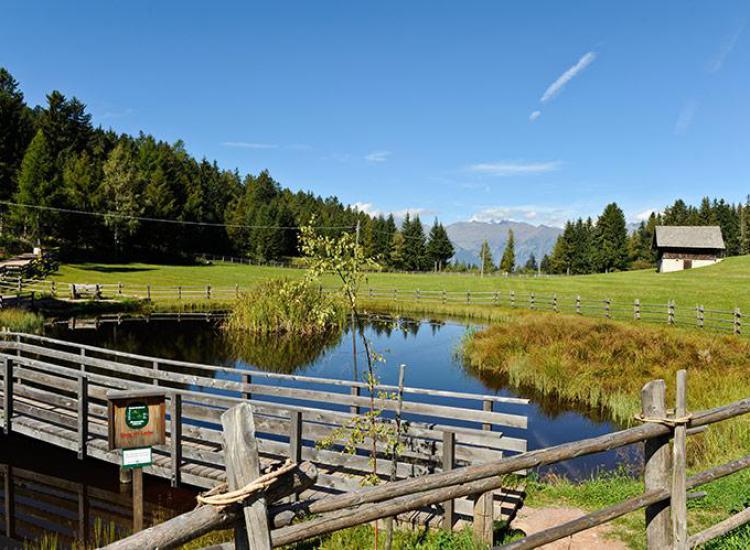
445, 221, 562, 267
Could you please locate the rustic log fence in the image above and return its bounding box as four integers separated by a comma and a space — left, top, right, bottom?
96, 370, 750, 549
0, 331, 527, 543
3, 277, 747, 336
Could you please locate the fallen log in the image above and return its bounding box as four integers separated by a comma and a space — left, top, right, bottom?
100, 461, 317, 550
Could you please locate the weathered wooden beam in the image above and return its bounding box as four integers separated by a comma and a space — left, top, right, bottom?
642, 379, 672, 549
3, 358, 12, 434
171, 392, 182, 487
77, 374, 88, 460
222, 404, 272, 550
672, 370, 688, 550
689, 506, 750, 548
100, 461, 317, 550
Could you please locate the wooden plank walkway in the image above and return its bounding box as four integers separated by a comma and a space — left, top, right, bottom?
0, 332, 528, 529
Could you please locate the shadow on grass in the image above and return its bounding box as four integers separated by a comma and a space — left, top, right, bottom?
79, 266, 160, 273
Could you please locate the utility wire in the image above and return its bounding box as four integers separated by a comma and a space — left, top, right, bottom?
0, 201, 356, 231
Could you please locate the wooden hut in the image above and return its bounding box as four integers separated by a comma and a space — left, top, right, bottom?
652, 225, 725, 272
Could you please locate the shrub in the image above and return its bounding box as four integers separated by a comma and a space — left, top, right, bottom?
0, 308, 44, 333
224, 278, 346, 335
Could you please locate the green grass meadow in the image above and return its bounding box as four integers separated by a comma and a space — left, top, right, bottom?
50, 255, 750, 312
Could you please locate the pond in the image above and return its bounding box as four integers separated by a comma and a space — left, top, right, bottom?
46, 315, 642, 479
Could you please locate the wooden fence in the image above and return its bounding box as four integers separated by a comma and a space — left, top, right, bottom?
0, 331, 528, 540
101, 370, 750, 549
6, 277, 747, 337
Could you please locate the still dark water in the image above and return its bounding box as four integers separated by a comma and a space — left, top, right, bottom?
2, 316, 641, 548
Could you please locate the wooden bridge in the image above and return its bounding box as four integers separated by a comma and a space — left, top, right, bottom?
0, 331, 528, 539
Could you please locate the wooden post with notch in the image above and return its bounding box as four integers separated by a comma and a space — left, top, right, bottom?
642, 379, 673, 549
171, 393, 182, 487
78, 374, 88, 460
222, 403, 272, 550
3, 358, 12, 435
672, 370, 688, 550
442, 430, 455, 531
133, 469, 144, 532
473, 399, 495, 544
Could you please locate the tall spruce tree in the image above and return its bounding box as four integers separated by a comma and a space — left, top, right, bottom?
593, 203, 628, 271
479, 240, 494, 275
499, 229, 516, 272
524, 253, 538, 272
426, 220, 454, 270
401, 213, 428, 270
389, 231, 406, 270
0, 68, 34, 200
14, 130, 57, 244
740, 196, 750, 255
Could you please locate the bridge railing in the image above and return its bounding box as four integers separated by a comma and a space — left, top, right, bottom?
0, 331, 528, 533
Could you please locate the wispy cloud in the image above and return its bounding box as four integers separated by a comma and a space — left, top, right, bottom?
466, 161, 561, 176
632, 208, 658, 223
222, 142, 278, 149
364, 150, 391, 163
674, 99, 699, 135
707, 23, 745, 73
351, 203, 436, 220
529, 110, 541, 122
540, 51, 597, 103
470, 205, 572, 227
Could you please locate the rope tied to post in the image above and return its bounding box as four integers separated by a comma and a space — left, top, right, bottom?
634, 411, 692, 428
197, 460, 296, 508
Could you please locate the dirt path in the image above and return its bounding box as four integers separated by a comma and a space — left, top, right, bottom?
513, 506, 630, 549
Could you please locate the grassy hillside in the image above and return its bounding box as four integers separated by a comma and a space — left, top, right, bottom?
49, 256, 750, 311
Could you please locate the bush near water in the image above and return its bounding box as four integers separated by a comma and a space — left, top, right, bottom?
461, 312, 750, 468
225, 278, 346, 335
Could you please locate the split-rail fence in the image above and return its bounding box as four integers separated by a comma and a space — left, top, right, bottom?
107, 371, 750, 550
4, 276, 747, 336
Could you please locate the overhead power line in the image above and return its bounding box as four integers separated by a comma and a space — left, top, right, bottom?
0, 201, 356, 231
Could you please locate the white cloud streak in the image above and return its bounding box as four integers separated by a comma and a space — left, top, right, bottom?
707, 24, 745, 73
364, 150, 391, 163
540, 51, 597, 103
466, 161, 561, 176
351, 203, 436, 220
470, 205, 572, 227
674, 99, 699, 135
529, 110, 541, 121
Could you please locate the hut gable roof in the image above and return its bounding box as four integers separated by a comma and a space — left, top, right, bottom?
653, 226, 725, 250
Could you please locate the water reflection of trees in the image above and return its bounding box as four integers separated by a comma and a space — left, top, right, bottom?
224, 330, 341, 374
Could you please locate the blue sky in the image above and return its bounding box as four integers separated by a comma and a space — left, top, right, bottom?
2, 1, 749, 226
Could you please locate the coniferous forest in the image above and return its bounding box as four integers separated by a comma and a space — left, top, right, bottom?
543, 198, 750, 274
0, 68, 455, 269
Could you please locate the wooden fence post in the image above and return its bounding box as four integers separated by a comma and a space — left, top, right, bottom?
222, 404, 272, 550
350, 386, 360, 415
78, 374, 88, 460
242, 373, 252, 401
290, 410, 303, 464
510, 290, 515, 308
443, 290, 447, 304
118, 282, 123, 296
668, 301, 675, 326
51, 280, 56, 297
698, 305, 705, 329
235, 284, 240, 299
530, 292, 535, 310
634, 299, 641, 320
473, 399, 495, 544
206, 285, 212, 300
552, 293, 558, 313
576, 295, 581, 315
672, 370, 688, 550
733, 307, 741, 335
416, 289, 420, 302
3, 358, 12, 435
442, 430, 455, 531
642, 379, 673, 549
604, 299, 611, 319
466, 291, 471, 304
171, 393, 182, 487
177, 286, 182, 301
146, 285, 151, 303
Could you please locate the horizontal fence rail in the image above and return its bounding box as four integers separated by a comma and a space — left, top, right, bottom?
5, 276, 747, 338
0, 331, 528, 533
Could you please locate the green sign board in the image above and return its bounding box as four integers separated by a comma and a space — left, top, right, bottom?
125, 402, 149, 429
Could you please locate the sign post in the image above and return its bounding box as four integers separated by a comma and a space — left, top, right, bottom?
107, 389, 166, 533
